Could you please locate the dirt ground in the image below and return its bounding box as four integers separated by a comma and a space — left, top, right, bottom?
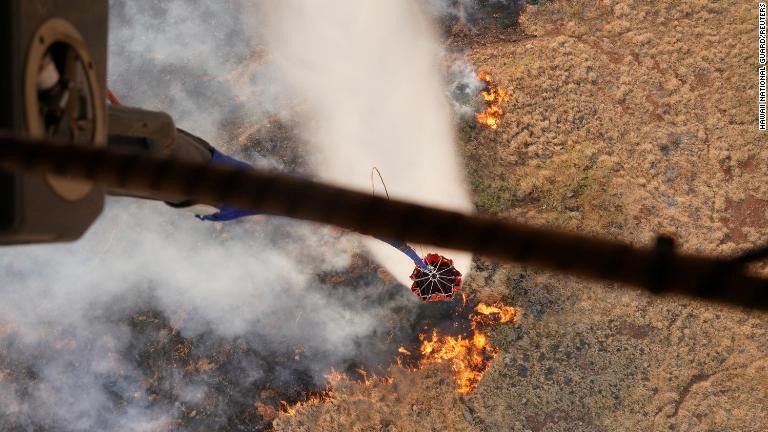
274, 1, 768, 431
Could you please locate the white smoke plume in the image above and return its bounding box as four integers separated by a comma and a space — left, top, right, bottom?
256, 0, 474, 286
1, 196, 406, 429
108, 0, 285, 144
0, 0, 480, 429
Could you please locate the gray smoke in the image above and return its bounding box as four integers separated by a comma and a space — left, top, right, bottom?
447, 57, 487, 119
428, 0, 528, 33
108, 0, 287, 144
0, 0, 482, 430
0, 195, 424, 429
429, 0, 480, 21
428, 0, 525, 22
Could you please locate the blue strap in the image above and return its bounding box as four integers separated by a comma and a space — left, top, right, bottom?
195, 207, 261, 222
199, 149, 428, 272
211, 148, 255, 169
380, 238, 429, 271
196, 148, 262, 221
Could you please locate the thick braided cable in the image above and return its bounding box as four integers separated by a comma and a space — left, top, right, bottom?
0, 135, 766, 310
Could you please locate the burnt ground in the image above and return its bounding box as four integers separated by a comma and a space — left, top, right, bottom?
275, 2, 768, 431
1, 2, 764, 431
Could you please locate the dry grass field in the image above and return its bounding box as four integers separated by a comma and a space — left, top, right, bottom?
275, 2, 768, 431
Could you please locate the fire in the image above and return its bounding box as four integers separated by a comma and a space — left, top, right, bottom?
402, 302, 520, 394
278, 368, 392, 416
416, 328, 494, 394
473, 302, 518, 325
277, 372, 338, 416
475, 71, 510, 130
278, 301, 520, 418
279, 391, 332, 416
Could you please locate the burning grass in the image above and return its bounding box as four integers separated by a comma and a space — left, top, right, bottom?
278, 300, 520, 419
475, 71, 510, 130
0, 249, 519, 431
404, 302, 519, 394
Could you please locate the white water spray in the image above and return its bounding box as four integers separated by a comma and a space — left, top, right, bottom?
257, 0, 474, 285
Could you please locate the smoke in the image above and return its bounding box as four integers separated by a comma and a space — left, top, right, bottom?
1, 195, 430, 429
255, 0, 474, 286
428, 0, 528, 28
429, 0, 482, 21
0, 0, 481, 430
447, 57, 487, 119
108, 0, 285, 144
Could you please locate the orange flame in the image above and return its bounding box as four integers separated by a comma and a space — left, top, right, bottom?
324, 368, 347, 387
410, 302, 520, 394
475, 72, 510, 130
279, 390, 332, 416
278, 301, 520, 418
473, 302, 518, 325
417, 328, 494, 394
